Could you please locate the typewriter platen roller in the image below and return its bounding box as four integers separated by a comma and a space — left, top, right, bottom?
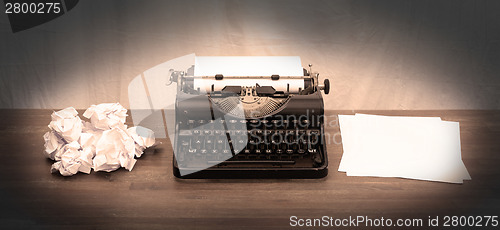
170, 57, 330, 179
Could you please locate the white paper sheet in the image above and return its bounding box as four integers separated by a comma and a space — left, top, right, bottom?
338, 114, 442, 173
338, 114, 470, 183
194, 56, 304, 77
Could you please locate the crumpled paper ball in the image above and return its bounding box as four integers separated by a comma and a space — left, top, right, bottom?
83, 103, 128, 130
43, 103, 155, 176
46, 107, 82, 143
50, 141, 93, 176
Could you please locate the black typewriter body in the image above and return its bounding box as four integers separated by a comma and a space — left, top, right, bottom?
171, 68, 330, 179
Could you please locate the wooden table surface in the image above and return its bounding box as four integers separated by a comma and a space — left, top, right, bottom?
0, 110, 498, 229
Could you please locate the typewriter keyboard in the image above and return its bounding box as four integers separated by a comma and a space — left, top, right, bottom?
175, 118, 324, 168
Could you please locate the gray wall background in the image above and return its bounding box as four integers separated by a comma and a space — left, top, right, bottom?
1, 0, 499, 110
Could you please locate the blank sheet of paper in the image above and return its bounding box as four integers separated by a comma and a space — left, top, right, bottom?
194, 56, 304, 77
338, 114, 470, 183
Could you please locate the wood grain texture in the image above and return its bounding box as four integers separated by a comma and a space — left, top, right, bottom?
0, 110, 498, 229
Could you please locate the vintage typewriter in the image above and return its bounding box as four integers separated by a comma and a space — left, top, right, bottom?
169, 57, 330, 179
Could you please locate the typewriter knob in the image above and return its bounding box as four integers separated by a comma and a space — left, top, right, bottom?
318, 79, 330, 94
323, 79, 330, 94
